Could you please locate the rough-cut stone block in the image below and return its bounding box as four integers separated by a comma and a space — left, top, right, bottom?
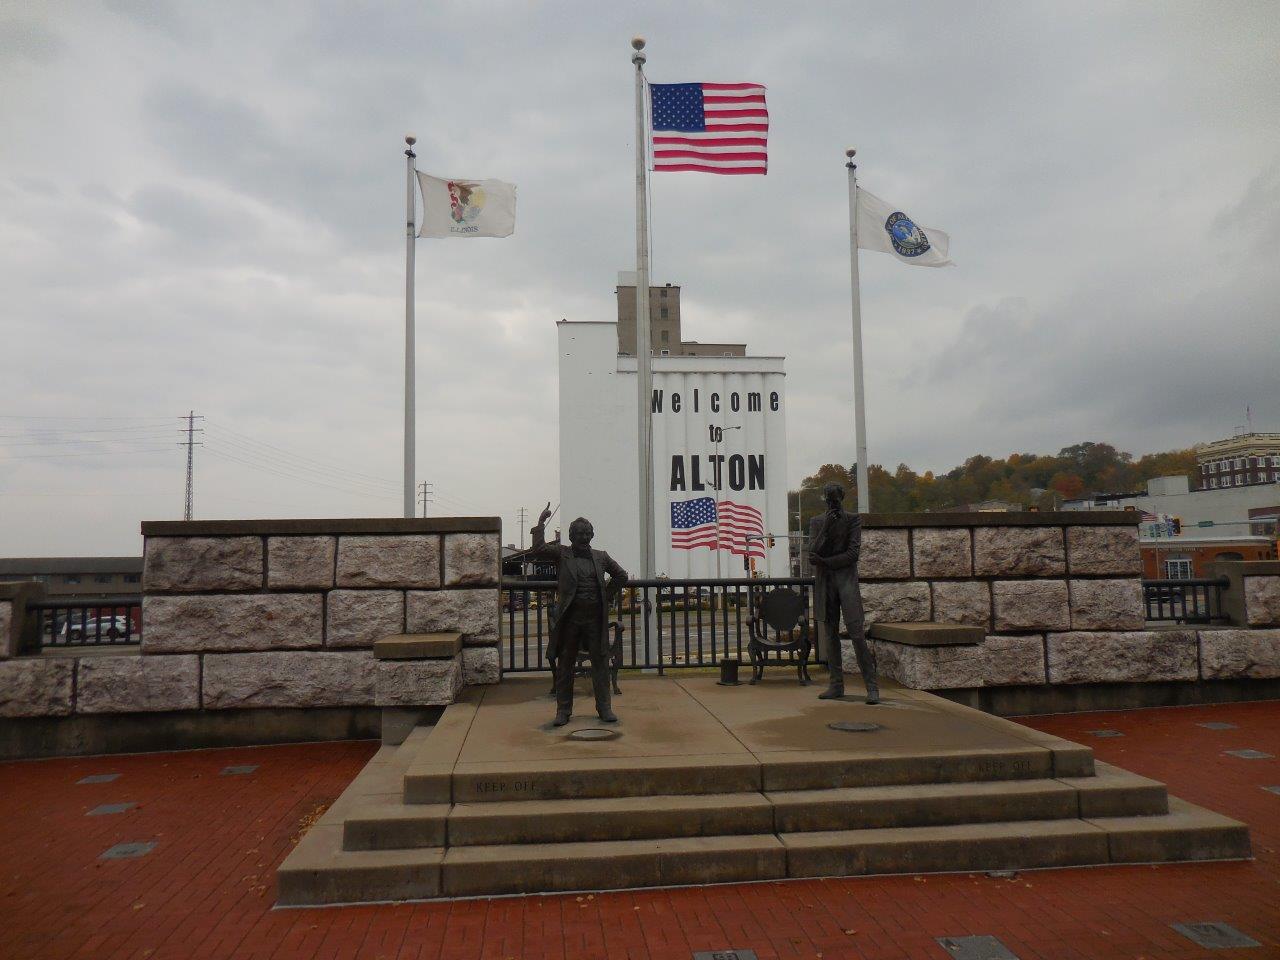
869, 639, 985, 689
1199, 629, 1280, 679
0, 658, 74, 717
444, 533, 500, 587
336, 535, 441, 589
860, 581, 930, 624
375, 657, 463, 706
1244, 577, 1280, 627
1066, 525, 1141, 576
912, 528, 972, 578
144, 536, 262, 592
77, 655, 199, 714
984, 634, 1047, 686
203, 651, 375, 708
992, 580, 1069, 631
930, 581, 991, 627
326, 590, 405, 648
1046, 631, 1198, 683
462, 646, 502, 685
406, 589, 498, 645
858, 529, 910, 580
142, 594, 322, 653
0, 602, 11, 659
974, 527, 1065, 576
267, 536, 335, 589
1069, 579, 1145, 630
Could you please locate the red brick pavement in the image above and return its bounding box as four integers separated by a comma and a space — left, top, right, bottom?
1, 700, 1277, 960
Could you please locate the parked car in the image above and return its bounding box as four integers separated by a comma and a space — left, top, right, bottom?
59, 615, 131, 643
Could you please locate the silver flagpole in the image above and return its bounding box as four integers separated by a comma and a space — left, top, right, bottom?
404, 135, 417, 519
846, 148, 870, 514
632, 37, 656, 577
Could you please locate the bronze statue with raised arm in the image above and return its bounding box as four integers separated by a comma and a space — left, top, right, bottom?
529, 503, 630, 726
808, 483, 879, 704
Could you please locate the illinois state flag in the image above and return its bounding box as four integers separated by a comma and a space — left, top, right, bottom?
416, 172, 516, 238
856, 189, 952, 266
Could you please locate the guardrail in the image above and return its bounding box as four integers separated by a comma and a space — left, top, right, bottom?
29, 597, 142, 650
501, 577, 816, 673
1141, 578, 1229, 625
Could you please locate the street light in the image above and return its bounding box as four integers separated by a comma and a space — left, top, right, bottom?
714, 425, 742, 579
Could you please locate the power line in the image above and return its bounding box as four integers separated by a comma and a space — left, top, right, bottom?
516, 506, 529, 548
206, 424, 401, 488
201, 446, 399, 500
204, 431, 398, 496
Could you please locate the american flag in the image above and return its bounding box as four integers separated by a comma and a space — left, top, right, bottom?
649, 82, 768, 175
670, 497, 766, 558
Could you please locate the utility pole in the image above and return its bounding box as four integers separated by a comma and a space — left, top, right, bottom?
417, 481, 434, 518
179, 411, 204, 521
516, 507, 529, 549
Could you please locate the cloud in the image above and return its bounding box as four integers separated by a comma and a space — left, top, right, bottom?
1, 1, 1277, 554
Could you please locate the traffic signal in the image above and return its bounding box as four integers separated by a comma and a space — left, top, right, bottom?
767, 536, 776, 548
1171, 517, 1182, 535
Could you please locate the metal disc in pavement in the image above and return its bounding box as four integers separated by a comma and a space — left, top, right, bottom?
828, 721, 881, 733
568, 727, 619, 741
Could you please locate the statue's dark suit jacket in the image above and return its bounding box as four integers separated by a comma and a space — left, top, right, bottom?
531, 528, 628, 662
808, 508, 864, 628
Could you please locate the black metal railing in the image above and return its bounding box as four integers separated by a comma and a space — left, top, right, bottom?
29, 597, 142, 650
1142, 578, 1229, 624
501, 577, 816, 673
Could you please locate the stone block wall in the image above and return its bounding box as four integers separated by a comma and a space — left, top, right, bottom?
0, 518, 500, 720
1212, 560, 1280, 628
857, 512, 1201, 693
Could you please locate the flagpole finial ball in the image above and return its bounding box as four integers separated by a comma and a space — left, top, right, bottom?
632, 36, 646, 50
405, 135, 417, 146
845, 148, 856, 159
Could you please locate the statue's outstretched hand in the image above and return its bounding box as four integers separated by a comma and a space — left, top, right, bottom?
538, 502, 553, 525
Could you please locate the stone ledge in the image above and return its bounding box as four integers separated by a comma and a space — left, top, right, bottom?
868, 622, 984, 647
142, 517, 500, 536
373, 633, 463, 660
862, 511, 1138, 528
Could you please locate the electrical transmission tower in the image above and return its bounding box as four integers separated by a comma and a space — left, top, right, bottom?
516, 506, 529, 548
180, 411, 205, 521
418, 481, 434, 518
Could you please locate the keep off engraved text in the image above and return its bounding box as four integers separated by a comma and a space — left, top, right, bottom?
474, 780, 535, 795
976, 759, 1033, 778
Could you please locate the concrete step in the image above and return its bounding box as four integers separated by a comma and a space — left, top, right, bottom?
1088, 797, 1251, 863
434, 754, 764, 803
758, 744, 1058, 793
278, 824, 443, 906
343, 801, 449, 851
440, 834, 787, 897
782, 818, 1112, 877
770, 779, 1077, 832
447, 792, 775, 846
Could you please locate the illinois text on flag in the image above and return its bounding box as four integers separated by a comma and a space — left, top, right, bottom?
650, 83, 768, 175
416, 172, 516, 238
856, 188, 952, 266
670, 497, 766, 558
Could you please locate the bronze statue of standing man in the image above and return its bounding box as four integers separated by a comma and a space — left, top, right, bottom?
808, 483, 879, 703
531, 504, 629, 726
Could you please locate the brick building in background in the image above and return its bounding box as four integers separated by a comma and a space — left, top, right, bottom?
1197, 431, 1280, 489
614, 272, 746, 358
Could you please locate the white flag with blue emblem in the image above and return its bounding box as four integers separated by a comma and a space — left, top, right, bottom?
856, 189, 952, 267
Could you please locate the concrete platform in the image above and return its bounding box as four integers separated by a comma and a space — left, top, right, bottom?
277, 674, 1251, 905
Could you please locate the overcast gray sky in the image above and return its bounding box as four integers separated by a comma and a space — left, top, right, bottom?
2, 1, 1277, 556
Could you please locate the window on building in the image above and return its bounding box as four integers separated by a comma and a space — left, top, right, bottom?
124, 574, 141, 584
660, 288, 667, 298
1209, 478, 1217, 488
1164, 558, 1192, 579
94, 574, 112, 584
660, 349, 670, 356
660, 308, 668, 319
1250, 457, 1259, 467
63, 575, 81, 584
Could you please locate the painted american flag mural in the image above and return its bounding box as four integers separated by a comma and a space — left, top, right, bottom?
649, 82, 769, 175
670, 497, 766, 559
